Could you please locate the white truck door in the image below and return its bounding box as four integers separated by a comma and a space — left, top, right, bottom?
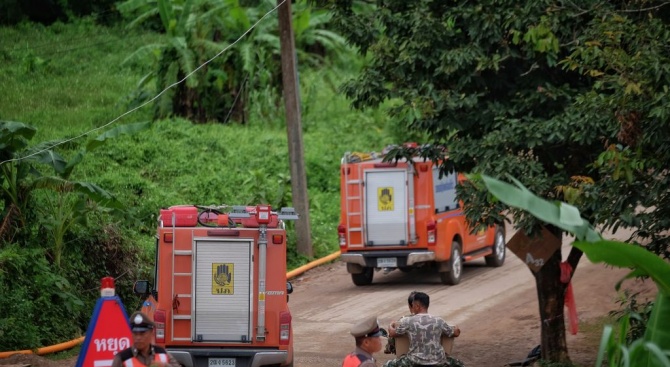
364, 169, 408, 246
193, 238, 253, 342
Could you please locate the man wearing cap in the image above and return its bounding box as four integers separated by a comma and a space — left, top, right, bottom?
384, 292, 464, 367
111, 311, 180, 367
342, 315, 385, 367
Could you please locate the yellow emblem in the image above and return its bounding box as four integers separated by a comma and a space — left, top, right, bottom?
212, 263, 234, 295
378, 187, 394, 211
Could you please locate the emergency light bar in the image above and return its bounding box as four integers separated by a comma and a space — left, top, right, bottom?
256, 205, 271, 224
277, 207, 299, 220
229, 206, 251, 218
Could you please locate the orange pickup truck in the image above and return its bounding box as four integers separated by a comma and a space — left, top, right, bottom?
338, 148, 505, 286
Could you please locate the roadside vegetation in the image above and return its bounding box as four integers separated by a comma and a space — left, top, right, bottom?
319, 0, 670, 364
0, 6, 391, 350
1, 1, 668, 365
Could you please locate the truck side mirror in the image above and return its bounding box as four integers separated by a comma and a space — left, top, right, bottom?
286, 281, 293, 302
133, 280, 151, 296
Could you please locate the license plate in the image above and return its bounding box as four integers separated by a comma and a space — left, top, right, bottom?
377, 257, 397, 267
209, 358, 236, 366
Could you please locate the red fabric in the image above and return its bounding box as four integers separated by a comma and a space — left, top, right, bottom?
342, 353, 363, 367
560, 262, 578, 335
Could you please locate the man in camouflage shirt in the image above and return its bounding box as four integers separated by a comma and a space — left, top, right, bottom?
383, 292, 464, 367
384, 291, 418, 355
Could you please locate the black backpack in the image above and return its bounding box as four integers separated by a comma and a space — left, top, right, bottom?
506, 344, 541, 367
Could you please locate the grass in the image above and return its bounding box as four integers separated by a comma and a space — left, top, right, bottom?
45, 345, 81, 361
0, 20, 157, 138
0, 19, 394, 267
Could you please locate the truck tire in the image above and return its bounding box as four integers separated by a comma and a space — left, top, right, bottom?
485, 226, 506, 267
351, 267, 374, 286
440, 241, 462, 285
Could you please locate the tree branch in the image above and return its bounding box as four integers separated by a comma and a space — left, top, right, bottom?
566, 246, 583, 279
619, 2, 670, 13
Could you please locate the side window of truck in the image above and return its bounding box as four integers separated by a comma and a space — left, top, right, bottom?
432, 167, 459, 213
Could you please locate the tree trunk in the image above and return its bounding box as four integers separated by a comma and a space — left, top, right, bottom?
535, 227, 570, 363
530, 225, 584, 363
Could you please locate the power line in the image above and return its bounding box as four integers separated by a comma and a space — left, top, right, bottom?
1, 0, 287, 166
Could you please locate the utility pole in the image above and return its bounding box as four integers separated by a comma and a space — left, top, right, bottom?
277, 0, 313, 257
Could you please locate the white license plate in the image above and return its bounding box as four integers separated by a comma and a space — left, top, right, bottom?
377, 257, 397, 267
209, 358, 236, 366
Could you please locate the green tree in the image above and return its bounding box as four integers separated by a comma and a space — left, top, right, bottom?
321, 0, 670, 363
119, 0, 350, 123
482, 174, 670, 367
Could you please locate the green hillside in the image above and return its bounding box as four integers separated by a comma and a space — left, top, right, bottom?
0, 18, 394, 350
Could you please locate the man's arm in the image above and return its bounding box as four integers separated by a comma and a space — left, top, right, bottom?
440, 319, 460, 338
388, 321, 399, 337
389, 316, 410, 338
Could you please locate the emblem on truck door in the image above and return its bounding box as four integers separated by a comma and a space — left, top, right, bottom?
378, 187, 394, 211
212, 263, 234, 295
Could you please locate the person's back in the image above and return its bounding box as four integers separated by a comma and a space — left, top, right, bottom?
396, 313, 452, 365
385, 292, 463, 367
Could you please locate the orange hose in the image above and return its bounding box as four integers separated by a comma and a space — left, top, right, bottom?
287, 251, 340, 279
0, 251, 342, 358
0, 336, 85, 358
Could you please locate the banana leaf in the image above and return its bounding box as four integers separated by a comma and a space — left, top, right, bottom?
479, 174, 669, 366
574, 241, 670, 366
479, 174, 601, 242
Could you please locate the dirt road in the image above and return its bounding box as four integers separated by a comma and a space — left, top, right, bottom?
0, 227, 657, 367
288, 226, 657, 367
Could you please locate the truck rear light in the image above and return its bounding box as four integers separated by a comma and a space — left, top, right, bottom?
163, 233, 173, 243
279, 311, 291, 345
154, 309, 166, 344
337, 224, 347, 247
427, 220, 436, 244
272, 234, 284, 244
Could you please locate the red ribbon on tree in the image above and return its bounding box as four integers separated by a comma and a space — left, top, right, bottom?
560, 261, 578, 335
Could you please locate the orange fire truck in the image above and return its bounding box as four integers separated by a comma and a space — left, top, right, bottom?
134, 204, 298, 367
338, 147, 506, 286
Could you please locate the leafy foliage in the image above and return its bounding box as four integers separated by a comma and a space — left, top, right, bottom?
0, 15, 386, 351
481, 175, 670, 367
119, 0, 352, 123
0, 245, 84, 350
610, 290, 655, 344
323, 0, 670, 362
0, 120, 151, 348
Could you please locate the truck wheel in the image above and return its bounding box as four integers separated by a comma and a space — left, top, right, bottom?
485, 226, 506, 267
440, 241, 462, 285
351, 267, 374, 286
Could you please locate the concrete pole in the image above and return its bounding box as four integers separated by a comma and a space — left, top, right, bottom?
277, 0, 313, 257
